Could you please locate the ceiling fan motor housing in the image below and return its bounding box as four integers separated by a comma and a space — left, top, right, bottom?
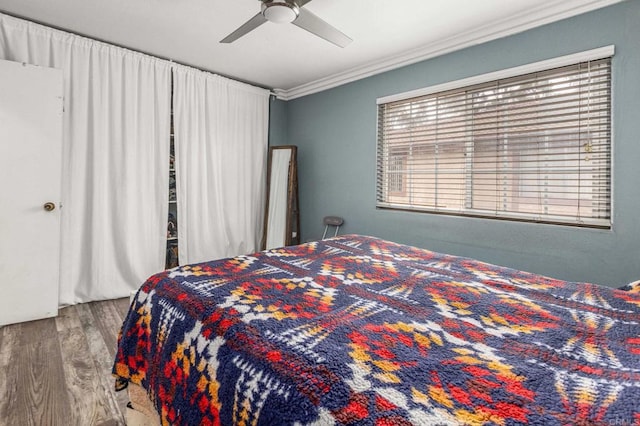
220, 0, 351, 48
261, 1, 300, 23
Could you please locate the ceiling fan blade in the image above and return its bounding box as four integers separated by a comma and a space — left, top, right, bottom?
292, 8, 352, 48
296, 0, 313, 6
220, 12, 267, 43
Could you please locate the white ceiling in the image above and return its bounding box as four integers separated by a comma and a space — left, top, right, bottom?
0, 0, 622, 99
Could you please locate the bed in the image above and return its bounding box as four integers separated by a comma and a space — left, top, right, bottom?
113, 235, 640, 425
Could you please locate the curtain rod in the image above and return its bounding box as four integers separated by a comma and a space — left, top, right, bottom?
0, 9, 277, 96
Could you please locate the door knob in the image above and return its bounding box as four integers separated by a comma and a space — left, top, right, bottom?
43, 202, 56, 212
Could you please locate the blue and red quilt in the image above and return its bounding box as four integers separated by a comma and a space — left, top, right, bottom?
113, 235, 640, 425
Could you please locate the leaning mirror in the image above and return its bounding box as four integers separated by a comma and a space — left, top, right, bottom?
262, 145, 299, 250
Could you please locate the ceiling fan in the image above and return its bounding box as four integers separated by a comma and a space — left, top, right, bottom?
220, 0, 352, 48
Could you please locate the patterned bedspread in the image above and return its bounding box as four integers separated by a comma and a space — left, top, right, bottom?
113, 235, 640, 425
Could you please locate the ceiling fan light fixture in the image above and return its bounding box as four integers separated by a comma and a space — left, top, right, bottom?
221, 0, 352, 48
262, 1, 299, 24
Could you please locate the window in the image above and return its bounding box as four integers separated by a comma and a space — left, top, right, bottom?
388, 151, 406, 194
376, 48, 612, 228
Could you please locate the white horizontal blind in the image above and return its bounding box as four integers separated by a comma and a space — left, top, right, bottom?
377, 57, 611, 227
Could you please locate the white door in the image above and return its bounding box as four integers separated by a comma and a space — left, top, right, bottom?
0, 59, 64, 326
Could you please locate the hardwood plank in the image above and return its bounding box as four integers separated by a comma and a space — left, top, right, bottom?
0, 326, 19, 366
0, 317, 58, 351
58, 325, 114, 425
0, 319, 70, 425
88, 300, 128, 360
0, 323, 20, 422
0, 299, 133, 425
95, 420, 121, 426
75, 303, 128, 424
0, 334, 71, 426
113, 296, 133, 319
55, 304, 83, 332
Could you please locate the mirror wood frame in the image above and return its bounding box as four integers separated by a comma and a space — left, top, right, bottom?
262, 145, 300, 250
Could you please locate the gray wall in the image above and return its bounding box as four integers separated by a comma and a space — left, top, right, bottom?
268, 96, 288, 146
271, 1, 640, 287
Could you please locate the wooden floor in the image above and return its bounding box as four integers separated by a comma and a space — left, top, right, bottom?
0, 297, 132, 426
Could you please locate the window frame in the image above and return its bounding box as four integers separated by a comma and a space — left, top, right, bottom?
376, 46, 614, 229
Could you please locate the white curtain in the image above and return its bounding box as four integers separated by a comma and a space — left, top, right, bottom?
0, 14, 171, 304
173, 66, 269, 264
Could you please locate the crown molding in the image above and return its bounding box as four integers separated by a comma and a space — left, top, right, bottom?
274, 0, 623, 101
